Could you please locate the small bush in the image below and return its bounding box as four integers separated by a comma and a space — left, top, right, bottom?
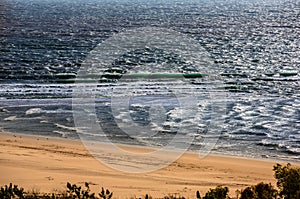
239, 182, 277, 199
273, 163, 300, 199
98, 187, 112, 199
0, 183, 24, 199
66, 182, 95, 199
203, 186, 230, 199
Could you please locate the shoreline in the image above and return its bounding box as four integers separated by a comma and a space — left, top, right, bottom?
2, 130, 297, 165
0, 131, 296, 198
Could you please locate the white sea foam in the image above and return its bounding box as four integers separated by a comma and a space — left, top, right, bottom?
25, 108, 43, 115
55, 123, 77, 131
4, 116, 18, 121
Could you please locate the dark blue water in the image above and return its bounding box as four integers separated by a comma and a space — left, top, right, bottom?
0, 0, 299, 162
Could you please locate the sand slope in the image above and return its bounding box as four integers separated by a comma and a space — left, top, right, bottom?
0, 132, 288, 198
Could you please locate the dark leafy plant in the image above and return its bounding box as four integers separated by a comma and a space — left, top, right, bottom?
239, 187, 253, 199
66, 182, 95, 199
239, 182, 277, 199
0, 183, 25, 199
273, 163, 300, 199
203, 186, 230, 199
196, 190, 201, 199
163, 193, 185, 199
98, 187, 112, 199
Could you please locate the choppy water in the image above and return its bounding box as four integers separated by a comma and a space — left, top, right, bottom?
0, 0, 299, 162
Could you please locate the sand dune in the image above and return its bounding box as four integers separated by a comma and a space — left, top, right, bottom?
0, 132, 290, 198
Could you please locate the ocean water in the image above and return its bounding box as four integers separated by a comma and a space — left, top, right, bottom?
0, 0, 299, 162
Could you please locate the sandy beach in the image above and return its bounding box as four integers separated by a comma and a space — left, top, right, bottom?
0, 131, 292, 198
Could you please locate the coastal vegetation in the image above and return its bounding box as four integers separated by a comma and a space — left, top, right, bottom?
1, 163, 299, 199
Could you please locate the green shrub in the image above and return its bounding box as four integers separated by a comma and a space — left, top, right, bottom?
239, 182, 277, 199
273, 163, 300, 199
98, 187, 112, 199
66, 182, 95, 199
239, 187, 253, 199
0, 183, 24, 199
203, 186, 230, 199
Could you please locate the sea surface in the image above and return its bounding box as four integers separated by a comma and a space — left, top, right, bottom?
0, 0, 299, 162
